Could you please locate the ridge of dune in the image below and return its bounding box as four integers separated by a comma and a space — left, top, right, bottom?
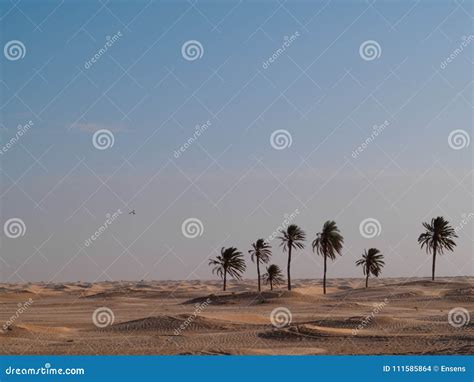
102, 314, 241, 333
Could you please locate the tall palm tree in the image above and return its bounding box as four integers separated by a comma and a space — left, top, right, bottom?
418, 216, 457, 281
312, 220, 344, 294
263, 264, 284, 291
209, 247, 246, 291
356, 248, 385, 288
248, 239, 271, 292
278, 224, 305, 291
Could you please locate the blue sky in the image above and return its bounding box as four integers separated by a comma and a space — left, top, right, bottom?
0, 0, 472, 282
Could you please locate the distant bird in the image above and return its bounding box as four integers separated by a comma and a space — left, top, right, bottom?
129, 210, 136, 215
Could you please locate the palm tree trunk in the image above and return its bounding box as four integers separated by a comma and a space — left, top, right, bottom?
270, 279, 273, 291
323, 254, 327, 294
287, 244, 292, 291
257, 260, 261, 292
365, 264, 369, 288
432, 246, 437, 281
223, 270, 227, 291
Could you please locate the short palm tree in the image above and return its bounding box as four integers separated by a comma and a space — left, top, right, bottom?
278, 224, 305, 291
418, 216, 457, 281
248, 239, 271, 292
312, 221, 344, 294
356, 248, 385, 288
209, 247, 246, 291
263, 264, 284, 291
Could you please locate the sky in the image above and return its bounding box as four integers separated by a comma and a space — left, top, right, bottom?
0, 0, 472, 283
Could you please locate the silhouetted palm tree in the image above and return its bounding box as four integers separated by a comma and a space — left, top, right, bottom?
209, 247, 246, 291
356, 248, 385, 288
312, 221, 344, 294
278, 224, 305, 291
248, 239, 271, 292
263, 264, 284, 291
418, 216, 457, 281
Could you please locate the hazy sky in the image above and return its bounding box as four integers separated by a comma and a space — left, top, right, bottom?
0, 0, 472, 282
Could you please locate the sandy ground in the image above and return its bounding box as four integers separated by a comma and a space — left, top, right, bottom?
0, 277, 472, 355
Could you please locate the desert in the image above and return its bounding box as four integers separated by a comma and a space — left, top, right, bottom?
1, 277, 472, 355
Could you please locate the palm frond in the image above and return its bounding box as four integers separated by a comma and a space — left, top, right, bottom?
418, 216, 457, 255
263, 264, 284, 286
312, 220, 344, 260
355, 248, 385, 277
248, 238, 272, 264
278, 224, 306, 252
208, 247, 246, 280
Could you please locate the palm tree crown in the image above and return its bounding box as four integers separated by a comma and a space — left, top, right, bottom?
312, 220, 344, 259
278, 224, 305, 291
248, 239, 271, 292
209, 247, 246, 291
263, 264, 284, 291
278, 224, 306, 252
356, 248, 384, 288
312, 220, 344, 294
417, 216, 457, 280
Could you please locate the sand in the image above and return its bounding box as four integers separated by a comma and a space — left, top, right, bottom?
0, 277, 472, 355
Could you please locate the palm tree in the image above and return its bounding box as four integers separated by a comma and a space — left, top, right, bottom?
278, 224, 305, 291
356, 248, 385, 288
248, 239, 272, 292
209, 247, 246, 291
312, 220, 344, 295
418, 216, 457, 281
263, 264, 284, 291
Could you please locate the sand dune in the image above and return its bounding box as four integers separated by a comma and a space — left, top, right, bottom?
0, 277, 472, 355
104, 315, 237, 333
183, 290, 310, 306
